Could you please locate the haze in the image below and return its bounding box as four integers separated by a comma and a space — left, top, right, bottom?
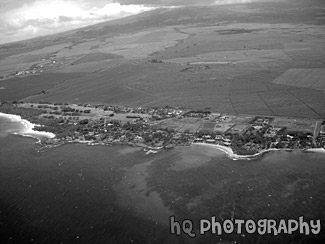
1, 0, 280, 44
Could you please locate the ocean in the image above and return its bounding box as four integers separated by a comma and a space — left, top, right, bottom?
0, 115, 325, 244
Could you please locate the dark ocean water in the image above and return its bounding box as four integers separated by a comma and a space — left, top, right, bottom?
0, 116, 325, 244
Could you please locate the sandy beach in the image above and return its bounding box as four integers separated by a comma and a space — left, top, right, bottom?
192, 142, 325, 160
193, 143, 284, 160
306, 148, 325, 153
0, 112, 56, 139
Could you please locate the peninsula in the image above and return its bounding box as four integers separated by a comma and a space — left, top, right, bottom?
1, 101, 324, 159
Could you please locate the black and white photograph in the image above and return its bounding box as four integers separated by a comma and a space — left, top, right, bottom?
0, 0, 324, 243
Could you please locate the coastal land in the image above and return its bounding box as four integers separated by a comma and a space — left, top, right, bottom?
1, 101, 324, 160
0, 2, 325, 243
1, 1, 325, 120
0, 112, 55, 140
0, 1, 324, 160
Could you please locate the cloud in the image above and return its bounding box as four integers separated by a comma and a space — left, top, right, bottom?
0, 0, 155, 44
117, 0, 264, 6
117, 0, 216, 6
214, 0, 253, 4
0, 0, 270, 44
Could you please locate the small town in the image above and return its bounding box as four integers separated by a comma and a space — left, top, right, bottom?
0, 101, 325, 155
0, 55, 66, 80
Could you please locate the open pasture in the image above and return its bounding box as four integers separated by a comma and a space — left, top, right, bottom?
71, 52, 123, 65
28, 58, 325, 118
178, 119, 202, 133
51, 27, 188, 60
165, 49, 292, 67
24, 63, 159, 106
19, 43, 71, 56
199, 122, 216, 132
157, 117, 202, 133
259, 89, 321, 118
1, 2, 325, 119
271, 117, 317, 133
19, 54, 45, 63
272, 68, 325, 91
54, 59, 124, 73
151, 23, 306, 60
214, 123, 234, 133
229, 93, 274, 116
157, 119, 185, 132
98, 27, 187, 59
228, 124, 248, 134
288, 89, 325, 117
0, 73, 83, 102
0, 56, 37, 77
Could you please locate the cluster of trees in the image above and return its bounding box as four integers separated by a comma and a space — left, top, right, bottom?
148, 59, 163, 63
0, 103, 43, 120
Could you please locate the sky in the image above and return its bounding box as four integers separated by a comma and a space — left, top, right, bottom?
0, 0, 271, 44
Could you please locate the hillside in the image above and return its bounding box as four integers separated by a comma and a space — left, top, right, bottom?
0, 0, 325, 118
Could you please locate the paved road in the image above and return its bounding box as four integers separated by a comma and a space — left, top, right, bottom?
313, 121, 321, 141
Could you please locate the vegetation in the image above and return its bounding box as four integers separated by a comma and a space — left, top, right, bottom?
1, 101, 323, 154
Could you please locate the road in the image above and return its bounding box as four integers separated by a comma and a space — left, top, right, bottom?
313, 121, 321, 141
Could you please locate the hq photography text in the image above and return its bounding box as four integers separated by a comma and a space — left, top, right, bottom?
169, 216, 321, 238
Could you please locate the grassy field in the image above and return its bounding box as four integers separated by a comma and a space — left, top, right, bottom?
55, 59, 124, 73
0, 73, 84, 102
0, 1, 324, 118
272, 68, 325, 91
71, 52, 123, 65
271, 117, 316, 133
26, 57, 325, 118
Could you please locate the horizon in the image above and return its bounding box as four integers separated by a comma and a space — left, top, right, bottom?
0, 0, 290, 45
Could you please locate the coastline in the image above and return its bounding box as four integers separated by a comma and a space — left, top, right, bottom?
192, 142, 325, 160
305, 148, 325, 153
1, 111, 324, 159
0, 112, 56, 140
192, 142, 265, 160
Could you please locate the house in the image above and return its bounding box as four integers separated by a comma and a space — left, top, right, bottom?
206, 139, 216, 144
253, 125, 263, 130
134, 135, 144, 142
173, 133, 182, 139
320, 125, 325, 137
194, 138, 203, 143
215, 135, 223, 140
287, 135, 294, 140
223, 138, 231, 142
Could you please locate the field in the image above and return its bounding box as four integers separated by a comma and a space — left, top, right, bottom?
272, 68, 325, 91
0, 73, 83, 102
71, 52, 123, 65
0, 1, 325, 119
199, 122, 216, 133
271, 117, 317, 133
55, 59, 123, 73
213, 123, 234, 133
228, 124, 249, 134
157, 118, 202, 133
1, 2, 325, 244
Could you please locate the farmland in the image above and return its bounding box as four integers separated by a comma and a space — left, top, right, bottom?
0, 73, 84, 102
1, 2, 325, 244
0, 1, 325, 119
272, 68, 325, 91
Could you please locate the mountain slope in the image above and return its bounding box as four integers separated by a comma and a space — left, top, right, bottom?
1, 1, 325, 118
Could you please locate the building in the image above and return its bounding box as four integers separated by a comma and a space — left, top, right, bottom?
206, 139, 216, 144
319, 125, 325, 137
